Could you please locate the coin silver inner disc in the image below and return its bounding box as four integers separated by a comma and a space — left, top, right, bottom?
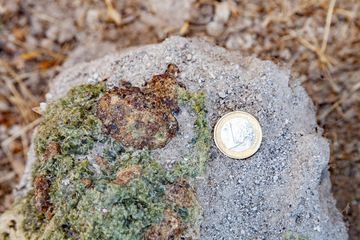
220, 117, 256, 152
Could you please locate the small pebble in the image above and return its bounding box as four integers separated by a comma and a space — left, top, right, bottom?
39, 102, 47, 113
40, 38, 54, 49
218, 91, 226, 99
26, 35, 38, 49
58, 19, 76, 43
30, 17, 44, 35
86, 9, 100, 29
214, 2, 231, 23
0, 102, 9, 111
206, 21, 224, 37
45, 25, 58, 41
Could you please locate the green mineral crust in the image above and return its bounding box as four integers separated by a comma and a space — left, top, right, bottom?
0, 65, 211, 240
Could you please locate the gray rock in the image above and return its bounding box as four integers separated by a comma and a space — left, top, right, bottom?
214, 1, 231, 23
58, 19, 77, 43
139, 0, 194, 38
21, 37, 348, 239
206, 21, 224, 37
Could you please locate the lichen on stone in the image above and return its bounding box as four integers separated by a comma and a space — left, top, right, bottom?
8, 65, 211, 240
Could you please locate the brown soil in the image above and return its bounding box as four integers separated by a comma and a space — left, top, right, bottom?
0, 0, 359, 238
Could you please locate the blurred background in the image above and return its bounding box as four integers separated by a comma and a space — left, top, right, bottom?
0, 0, 359, 238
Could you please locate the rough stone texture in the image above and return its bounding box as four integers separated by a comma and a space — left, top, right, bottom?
14, 37, 347, 239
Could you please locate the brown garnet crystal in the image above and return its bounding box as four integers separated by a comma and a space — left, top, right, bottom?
97, 64, 183, 149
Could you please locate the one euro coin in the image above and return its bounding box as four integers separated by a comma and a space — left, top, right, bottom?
214, 111, 262, 159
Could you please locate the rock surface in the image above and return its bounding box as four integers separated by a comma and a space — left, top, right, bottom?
2, 37, 347, 239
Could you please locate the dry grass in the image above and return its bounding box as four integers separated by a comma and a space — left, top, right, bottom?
0, 0, 359, 238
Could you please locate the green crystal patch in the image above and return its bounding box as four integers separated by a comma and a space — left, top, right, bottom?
17, 78, 211, 240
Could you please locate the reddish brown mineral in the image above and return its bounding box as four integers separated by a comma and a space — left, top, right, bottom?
97, 64, 184, 149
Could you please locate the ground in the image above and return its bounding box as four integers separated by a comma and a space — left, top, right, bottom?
0, 0, 359, 238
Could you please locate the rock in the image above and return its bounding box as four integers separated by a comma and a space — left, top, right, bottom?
226, 33, 255, 50
2, 1, 19, 14
45, 25, 59, 41
0, 37, 347, 239
214, 1, 231, 23
30, 16, 44, 36
40, 38, 54, 50
86, 9, 100, 29
140, 0, 194, 38
205, 1, 230, 38
206, 21, 224, 37
58, 19, 77, 44
190, 3, 214, 25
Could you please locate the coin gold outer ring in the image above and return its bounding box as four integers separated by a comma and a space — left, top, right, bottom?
214, 111, 262, 160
